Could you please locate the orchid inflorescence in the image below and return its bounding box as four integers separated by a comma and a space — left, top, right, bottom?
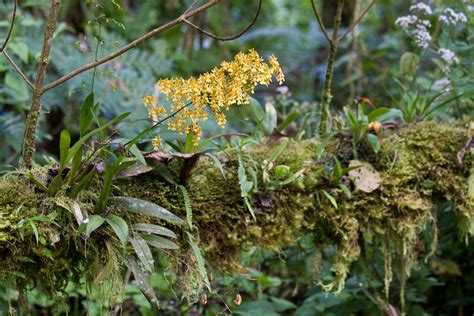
143, 49, 284, 148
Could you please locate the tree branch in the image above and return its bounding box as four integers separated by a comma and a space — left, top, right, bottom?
21, 0, 61, 167
338, 0, 376, 42
42, 0, 223, 93
310, 0, 332, 44
0, 0, 18, 53
318, 0, 345, 135
182, 0, 262, 41
3, 49, 33, 88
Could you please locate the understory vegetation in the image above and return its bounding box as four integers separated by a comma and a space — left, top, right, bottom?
0, 0, 473, 315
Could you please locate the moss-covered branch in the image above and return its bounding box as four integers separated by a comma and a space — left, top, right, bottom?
1, 122, 473, 308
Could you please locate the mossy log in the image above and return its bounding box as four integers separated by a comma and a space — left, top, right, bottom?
0, 122, 472, 302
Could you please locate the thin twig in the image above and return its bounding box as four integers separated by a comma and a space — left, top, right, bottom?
3, 49, 33, 88
182, 0, 262, 41
338, 0, 376, 42
42, 0, 222, 93
0, 0, 18, 53
21, 0, 61, 167
310, 0, 331, 44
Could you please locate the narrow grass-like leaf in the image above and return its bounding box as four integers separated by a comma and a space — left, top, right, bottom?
110, 196, 185, 225
321, 189, 338, 209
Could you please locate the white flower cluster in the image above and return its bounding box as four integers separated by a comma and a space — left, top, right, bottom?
395, 3, 433, 49
439, 8, 468, 25
409, 2, 433, 15
438, 48, 459, 73
438, 48, 459, 65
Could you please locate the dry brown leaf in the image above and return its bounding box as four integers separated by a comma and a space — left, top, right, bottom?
348, 160, 382, 193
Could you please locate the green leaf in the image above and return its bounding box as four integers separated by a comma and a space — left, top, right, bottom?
206, 153, 226, 180
110, 196, 185, 225
264, 101, 278, 133
85, 215, 105, 238
9, 41, 29, 63
59, 130, 71, 170
79, 92, 95, 136
142, 234, 179, 250
269, 139, 289, 163
367, 134, 381, 153
368, 107, 390, 123
29, 221, 39, 244
321, 190, 338, 209
277, 112, 300, 132
238, 158, 253, 196
66, 112, 130, 166
131, 223, 177, 239
126, 257, 159, 310
186, 232, 210, 291
5, 72, 29, 100
130, 233, 154, 273
105, 214, 129, 244
400, 52, 420, 77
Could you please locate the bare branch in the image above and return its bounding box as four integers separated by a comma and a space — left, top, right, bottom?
338, 0, 376, 42
0, 0, 18, 53
21, 0, 61, 167
182, 0, 262, 41
3, 49, 33, 88
42, 0, 223, 93
310, 0, 332, 44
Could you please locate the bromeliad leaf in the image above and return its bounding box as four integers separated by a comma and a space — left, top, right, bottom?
105, 214, 129, 244
142, 234, 179, 250
110, 196, 185, 225
130, 233, 154, 273
132, 223, 177, 239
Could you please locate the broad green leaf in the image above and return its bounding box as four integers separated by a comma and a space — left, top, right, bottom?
142, 234, 179, 250
400, 52, 419, 77
186, 232, 210, 291
85, 215, 105, 238
264, 101, 278, 133
5, 72, 29, 100
131, 223, 177, 239
9, 41, 29, 63
368, 107, 390, 123
105, 214, 129, 244
367, 134, 381, 153
130, 233, 154, 273
110, 196, 185, 225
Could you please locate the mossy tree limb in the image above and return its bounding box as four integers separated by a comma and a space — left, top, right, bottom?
1, 122, 473, 308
